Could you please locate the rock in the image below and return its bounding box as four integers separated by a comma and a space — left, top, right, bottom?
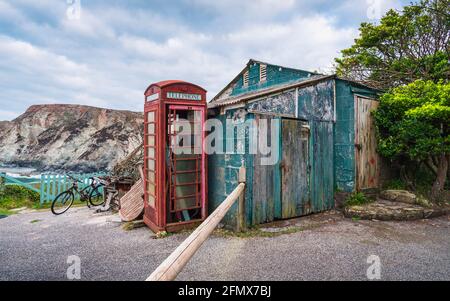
0, 104, 144, 172
416, 196, 432, 208
344, 199, 447, 221
10, 207, 27, 212
379, 190, 416, 204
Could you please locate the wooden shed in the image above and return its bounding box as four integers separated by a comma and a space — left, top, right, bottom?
207, 59, 380, 227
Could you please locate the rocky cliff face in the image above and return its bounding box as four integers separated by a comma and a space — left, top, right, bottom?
0, 104, 144, 173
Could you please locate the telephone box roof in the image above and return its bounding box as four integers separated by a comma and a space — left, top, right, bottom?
145, 80, 207, 95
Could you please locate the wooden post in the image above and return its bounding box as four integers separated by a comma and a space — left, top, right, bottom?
147, 183, 245, 281
138, 164, 145, 190
237, 166, 246, 232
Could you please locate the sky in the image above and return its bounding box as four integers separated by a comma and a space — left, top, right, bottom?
0, 0, 409, 121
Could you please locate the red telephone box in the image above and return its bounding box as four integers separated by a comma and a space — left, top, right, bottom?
143, 80, 207, 233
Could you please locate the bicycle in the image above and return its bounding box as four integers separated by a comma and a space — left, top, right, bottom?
51, 175, 108, 215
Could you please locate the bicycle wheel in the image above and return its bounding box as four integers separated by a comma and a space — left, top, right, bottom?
89, 186, 105, 207
51, 191, 75, 215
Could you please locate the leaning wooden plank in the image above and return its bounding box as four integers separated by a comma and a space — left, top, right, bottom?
147, 183, 245, 281
119, 178, 144, 222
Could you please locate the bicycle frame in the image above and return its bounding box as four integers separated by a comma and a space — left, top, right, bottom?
68, 178, 102, 202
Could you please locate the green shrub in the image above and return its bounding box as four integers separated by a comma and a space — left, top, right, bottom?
384, 179, 407, 190
344, 192, 371, 207
0, 185, 40, 209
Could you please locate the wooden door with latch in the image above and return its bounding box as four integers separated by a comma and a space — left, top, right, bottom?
355, 96, 380, 190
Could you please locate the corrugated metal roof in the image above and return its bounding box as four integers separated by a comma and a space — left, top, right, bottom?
210, 59, 321, 103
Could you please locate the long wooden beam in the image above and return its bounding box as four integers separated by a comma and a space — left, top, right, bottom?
146, 182, 246, 281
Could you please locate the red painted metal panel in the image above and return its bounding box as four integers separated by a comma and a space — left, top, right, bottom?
143, 80, 207, 232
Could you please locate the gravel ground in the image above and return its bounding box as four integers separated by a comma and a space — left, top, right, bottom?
0, 207, 449, 281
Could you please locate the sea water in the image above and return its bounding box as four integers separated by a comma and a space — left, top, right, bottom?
0, 166, 40, 183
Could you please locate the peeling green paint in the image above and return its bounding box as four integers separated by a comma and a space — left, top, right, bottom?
208, 62, 378, 229
333, 79, 379, 193
231, 62, 316, 97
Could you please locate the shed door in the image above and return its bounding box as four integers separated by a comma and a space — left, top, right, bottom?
355, 96, 379, 190
281, 119, 310, 219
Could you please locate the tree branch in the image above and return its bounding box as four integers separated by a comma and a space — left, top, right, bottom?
425, 157, 438, 176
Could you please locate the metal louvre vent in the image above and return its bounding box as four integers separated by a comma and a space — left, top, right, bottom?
243, 70, 249, 87
260, 64, 267, 82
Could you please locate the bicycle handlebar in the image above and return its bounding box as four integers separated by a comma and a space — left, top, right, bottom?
67, 174, 83, 183
91, 176, 110, 186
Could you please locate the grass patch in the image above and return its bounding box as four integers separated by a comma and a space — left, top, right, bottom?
344, 192, 372, 207
0, 185, 39, 210
214, 223, 322, 238
0, 184, 88, 213
0, 185, 39, 213
122, 221, 135, 231
30, 219, 42, 224
384, 179, 407, 190
122, 220, 146, 231
36, 199, 86, 210
352, 216, 361, 222
0, 208, 15, 216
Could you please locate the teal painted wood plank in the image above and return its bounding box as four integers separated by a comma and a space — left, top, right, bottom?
281, 119, 310, 219
0, 173, 41, 194
52, 175, 56, 200
309, 121, 334, 212
58, 175, 62, 198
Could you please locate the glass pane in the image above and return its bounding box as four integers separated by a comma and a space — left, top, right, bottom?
148, 195, 155, 207
194, 110, 202, 123
147, 148, 155, 159
147, 159, 155, 171
147, 123, 155, 134
147, 182, 155, 195
192, 147, 202, 155
147, 136, 155, 146
175, 157, 198, 171
175, 197, 196, 211
172, 172, 200, 184
148, 170, 155, 183
174, 185, 196, 198
147, 111, 155, 122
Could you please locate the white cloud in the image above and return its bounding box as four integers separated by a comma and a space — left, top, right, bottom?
186, 0, 297, 17
0, 0, 408, 121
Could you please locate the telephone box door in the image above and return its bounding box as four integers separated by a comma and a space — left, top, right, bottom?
166, 105, 206, 224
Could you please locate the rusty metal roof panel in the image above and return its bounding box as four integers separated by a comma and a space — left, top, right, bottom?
208, 74, 334, 109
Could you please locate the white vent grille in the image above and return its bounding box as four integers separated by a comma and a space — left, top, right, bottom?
243, 70, 249, 86
260, 64, 267, 82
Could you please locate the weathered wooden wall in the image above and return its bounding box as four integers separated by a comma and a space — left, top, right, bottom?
334, 79, 379, 192
355, 96, 380, 190
208, 63, 380, 228
280, 119, 310, 218
250, 114, 281, 224
297, 80, 335, 214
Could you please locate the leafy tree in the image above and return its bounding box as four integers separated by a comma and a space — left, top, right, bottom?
335, 0, 449, 90
373, 80, 449, 200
